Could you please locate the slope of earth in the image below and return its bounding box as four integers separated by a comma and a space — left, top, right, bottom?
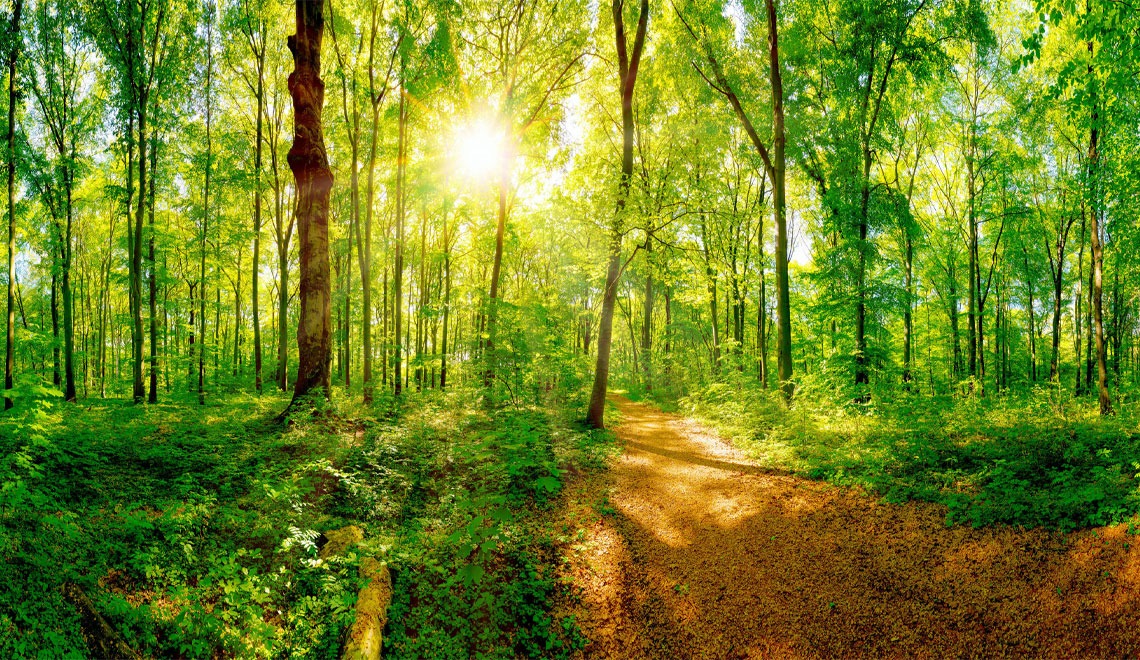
560, 396, 1140, 659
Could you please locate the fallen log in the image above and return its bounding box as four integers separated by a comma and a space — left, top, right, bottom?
60, 582, 141, 660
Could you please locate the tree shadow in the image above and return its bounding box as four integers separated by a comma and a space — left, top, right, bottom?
588, 398, 1140, 658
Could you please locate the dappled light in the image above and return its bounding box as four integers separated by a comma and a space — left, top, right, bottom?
2, 0, 1139, 653
563, 397, 1140, 657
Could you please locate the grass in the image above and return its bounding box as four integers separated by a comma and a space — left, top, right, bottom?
681, 377, 1140, 531
0, 383, 617, 658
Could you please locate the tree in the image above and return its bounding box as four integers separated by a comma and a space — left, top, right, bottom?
585, 0, 648, 429
3, 0, 20, 409
87, 0, 191, 403
674, 0, 793, 399
287, 0, 333, 404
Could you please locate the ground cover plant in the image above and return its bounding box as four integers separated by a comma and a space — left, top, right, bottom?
3, 0, 1140, 655
0, 382, 615, 657
678, 376, 1140, 531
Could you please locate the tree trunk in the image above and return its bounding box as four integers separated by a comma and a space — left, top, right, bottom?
641, 236, 653, 391
1088, 99, 1111, 414
440, 216, 451, 389
1074, 209, 1085, 396
62, 156, 76, 402
2, 0, 15, 409
199, 18, 214, 405
287, 0, 334, 403
131, 101, 147, 403
252, 38, 265, 394
393, 68, 406, 397
903, 233, 914, 384
147, 132, 158, 403
1023, 250, 1037, 382
586, 0, 648, 429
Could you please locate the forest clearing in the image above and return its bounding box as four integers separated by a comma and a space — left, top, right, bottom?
2, 0, 1140, 655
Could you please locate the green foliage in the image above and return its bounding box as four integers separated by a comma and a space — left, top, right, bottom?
329, 390, 613, 657
684, 378, 1140, 531
0, 383, 614, 657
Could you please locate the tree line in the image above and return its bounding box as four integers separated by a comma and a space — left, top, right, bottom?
1, 0, 1138, 424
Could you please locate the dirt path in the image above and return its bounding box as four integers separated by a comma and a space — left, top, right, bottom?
563, 397, 1140, 658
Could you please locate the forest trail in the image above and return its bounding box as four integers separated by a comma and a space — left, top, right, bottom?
564, 396, 1140, 658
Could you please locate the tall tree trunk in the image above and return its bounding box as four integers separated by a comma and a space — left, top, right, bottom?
199, 17, 214, 405
967, 139, 978, 381
1074, 209, 1085, 396
1023, 249, 1037, 382
2, 0, 16, 409
765, 0, 793, 400
1049, 239, 1065, 380
903, 233, 914, 384
51, 272, 59, 387
855, 156, 870, 386
131, 101, 148, 403
948, 257, 962, 381
483, 139, 510, 388
252, 37, 265, 394
233, 251, 242, 375
440, 214, 451, 389
278, 223, 289, 390
62, 157, 76, 402
1087, 96, 1111, 414
393, 67, 406, 397
641, 236, 653, 391
287, 0, 334, 403
586, 0, 648, 429
147, 132, 158, 403
359, 0, 389, 403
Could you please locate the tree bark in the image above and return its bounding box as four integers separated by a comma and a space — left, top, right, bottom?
147, 132, 158, 403
199, 15, 214, 405
287, 0, 334, 403
3, 0, 16, 409
586, 0, 648, 429
1088, 99, 1111, 414
393, 66, 406, 397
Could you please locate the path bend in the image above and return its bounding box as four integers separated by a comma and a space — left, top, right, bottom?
565, 396, 1140, 658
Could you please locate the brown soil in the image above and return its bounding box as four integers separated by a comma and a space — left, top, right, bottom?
561, 396, 1140, 659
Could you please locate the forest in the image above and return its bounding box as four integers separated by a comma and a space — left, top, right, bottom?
2, 0, 1140, 655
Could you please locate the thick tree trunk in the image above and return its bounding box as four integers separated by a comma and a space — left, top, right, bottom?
287, 0, 334, 403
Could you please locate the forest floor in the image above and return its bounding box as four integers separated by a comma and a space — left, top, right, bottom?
560, 396, 1140, 658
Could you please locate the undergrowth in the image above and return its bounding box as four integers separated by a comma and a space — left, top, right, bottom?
680, 372, 1140, 532
0, 381, 615, 658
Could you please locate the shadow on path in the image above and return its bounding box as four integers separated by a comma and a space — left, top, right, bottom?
568, 396, 1140, 659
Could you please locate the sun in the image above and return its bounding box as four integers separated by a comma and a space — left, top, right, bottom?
454, 119, 506, 181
